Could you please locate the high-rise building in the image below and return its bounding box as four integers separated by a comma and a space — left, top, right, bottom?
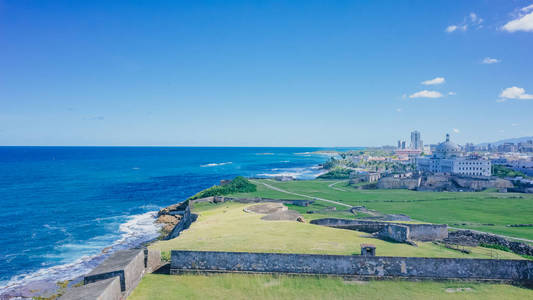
397, 140, 401, 149
465, 143, 475, 152
410, 130, 422, 150
401, 141, 406, 149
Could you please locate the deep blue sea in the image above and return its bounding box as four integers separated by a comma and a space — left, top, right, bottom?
0, 146, 339, 295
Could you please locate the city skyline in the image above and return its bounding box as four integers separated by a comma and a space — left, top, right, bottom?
1, 1, 532, 146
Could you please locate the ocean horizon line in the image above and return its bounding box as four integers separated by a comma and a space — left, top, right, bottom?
0, 145, 367, 148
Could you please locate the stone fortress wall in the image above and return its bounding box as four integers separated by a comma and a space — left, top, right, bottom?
171, 250, 533, 285
167, 201, 194, 239
310, 218, 448, 242
447, 230, 533, 257
60, 248, 161, 300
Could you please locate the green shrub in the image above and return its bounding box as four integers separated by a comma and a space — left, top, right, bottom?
188, 176, 256, 200
318, 168, 352, 179
492, 165, 528, 179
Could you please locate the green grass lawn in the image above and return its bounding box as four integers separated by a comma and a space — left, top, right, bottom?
229, 179, 533, 241
150, 202, 521, 260
129, 273, 533, 300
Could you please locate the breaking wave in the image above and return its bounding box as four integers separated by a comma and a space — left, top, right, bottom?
0, 211, 161, 299
200, 162, 232, 167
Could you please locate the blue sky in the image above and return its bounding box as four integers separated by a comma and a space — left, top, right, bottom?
1, 0, 532, 146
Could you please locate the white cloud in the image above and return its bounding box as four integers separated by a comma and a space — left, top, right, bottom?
522, 4, 533, 13
445, 25, 467, 33
448, 91, 456, 96
502, 5, 533, 32
498, 129, 505, 133
409, 90, 443, 99
482, 57, 501, 64
421, 77, 445, 85
396, 108, 403, 112
470, 13, 483, 25
453, 128, 460, 133
512, 123, 519, 127
446, 12, 482, 33
499, 86, 533, 100
445, 25, 458, 33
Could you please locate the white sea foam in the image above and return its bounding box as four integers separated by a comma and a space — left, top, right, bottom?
257, 166, 326, 180
200, 162, 232, 167
0, 211, 161, 299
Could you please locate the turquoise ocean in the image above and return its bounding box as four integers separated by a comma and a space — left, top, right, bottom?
0, 147, 351, 296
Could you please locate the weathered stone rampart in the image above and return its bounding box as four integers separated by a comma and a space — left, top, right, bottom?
167, 201, 194, 239
60, 248, 161, 300
170, 250, 533, 284
376, 177, 421, 190
84, 248, 145, 297
60, 277, 121, 300
378, 224, 410, 243
310, 218, 448, 241
377, 174, 513, 192
446, 230, 533, 257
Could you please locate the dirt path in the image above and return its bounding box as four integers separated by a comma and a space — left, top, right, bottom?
253, 179, 533, 244
251, 179, 352, 208
328, 180, 348, 192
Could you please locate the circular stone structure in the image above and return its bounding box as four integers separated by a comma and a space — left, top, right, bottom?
243, 203, 287, 214
243, 203, 302, 221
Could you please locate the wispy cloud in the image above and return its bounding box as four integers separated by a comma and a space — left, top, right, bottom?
409, 90, 443, 99
445, 25, 466, 33
469, 13, 483, 25
448, 91, 456, 96
445, 12, 483, 33
482, 57, 501, 64
421, 77, 445, 85
499, 86, 533, 100
502, 4, 533, 32
453, 128, 460, 133
396, 108, 403, 112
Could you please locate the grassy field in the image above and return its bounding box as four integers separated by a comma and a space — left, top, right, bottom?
229, 179, 533, 241
129, 273, 533, 300
150, 202, 521, 260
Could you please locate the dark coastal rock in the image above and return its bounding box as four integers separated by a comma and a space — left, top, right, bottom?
157, 201, 188, 216
155, 214, 182, 235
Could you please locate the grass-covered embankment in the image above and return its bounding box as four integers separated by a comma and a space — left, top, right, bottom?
129, 273, 533, 300
229, 179, 533, 241
149, 202, 521, 260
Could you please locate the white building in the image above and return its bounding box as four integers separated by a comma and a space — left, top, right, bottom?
417, 134, 491, 177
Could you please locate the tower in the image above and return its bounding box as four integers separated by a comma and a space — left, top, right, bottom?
411, 130, 421, 150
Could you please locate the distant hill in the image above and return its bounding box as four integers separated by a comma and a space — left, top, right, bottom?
477, 136, 533, 147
